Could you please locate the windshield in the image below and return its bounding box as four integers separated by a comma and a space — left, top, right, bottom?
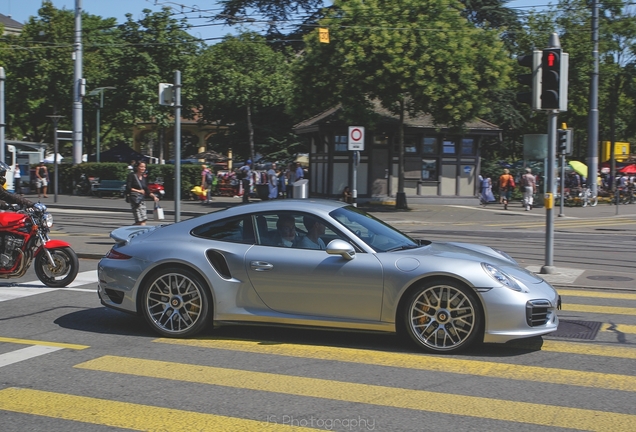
330, 206, 420, 252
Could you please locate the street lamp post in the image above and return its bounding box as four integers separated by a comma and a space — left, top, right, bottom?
88, 87, 115, 162
47, 115, 65, 203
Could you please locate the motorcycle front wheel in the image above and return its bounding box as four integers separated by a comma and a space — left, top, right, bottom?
35, 247, 80, 287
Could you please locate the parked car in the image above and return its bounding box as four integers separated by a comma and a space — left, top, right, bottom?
98, 199, 559, 353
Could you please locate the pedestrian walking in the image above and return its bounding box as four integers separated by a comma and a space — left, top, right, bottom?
267, 163, 278, 200
201, 165, 213, 204
126, 162, 159, 226
35, 161, 49, 198
498, 168, 515, 210
239, 160, 252, 203
521, 168, 537, 211
14, 164, 21, 193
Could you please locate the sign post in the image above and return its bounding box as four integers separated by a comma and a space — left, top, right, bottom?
348, 126, 365, 207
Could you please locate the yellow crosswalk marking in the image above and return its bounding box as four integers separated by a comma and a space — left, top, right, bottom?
75, 355, 636, 431
601, 323, 636, 334
558, 289, 636, 301
0, 388, 312, 431
530, 340, 636, 358
155, 339, 635, 391
563, 304, 636, 315
0, 336, 89, 350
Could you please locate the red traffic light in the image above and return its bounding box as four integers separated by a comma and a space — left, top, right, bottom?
546, 51, 557, 68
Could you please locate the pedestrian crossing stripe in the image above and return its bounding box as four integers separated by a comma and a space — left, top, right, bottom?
562, 303, 636, 316
0, 270, 97, 302
559, 289, 636, 300
0, 388, 313, 431
0, 336, 89, 350
601, 323, 636, 335
153, 339, 636, 392
0, 337, 89, 368
75, 355, 636, 431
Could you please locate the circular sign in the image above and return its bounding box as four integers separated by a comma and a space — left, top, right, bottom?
350, 128, 363, 142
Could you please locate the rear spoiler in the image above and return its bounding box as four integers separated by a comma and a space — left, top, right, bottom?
110, 226, 156, 246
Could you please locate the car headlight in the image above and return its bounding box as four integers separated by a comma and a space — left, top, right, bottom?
482, 263, 523, 292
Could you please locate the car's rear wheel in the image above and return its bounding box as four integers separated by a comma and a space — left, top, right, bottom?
141, 268, 211, 337
403, 279, 482, 353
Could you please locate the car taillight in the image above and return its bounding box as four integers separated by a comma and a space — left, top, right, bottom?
104, 249, 132, 260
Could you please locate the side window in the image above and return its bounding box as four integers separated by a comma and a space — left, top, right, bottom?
295, 213, 346, 251
254, 212, 304, 248
255, 211, 350, 251
191, 215, 254, 244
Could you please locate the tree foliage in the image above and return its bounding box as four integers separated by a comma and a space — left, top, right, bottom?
191, 33, 293, 162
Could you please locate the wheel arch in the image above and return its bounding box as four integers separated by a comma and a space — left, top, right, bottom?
394, 275, 486, 339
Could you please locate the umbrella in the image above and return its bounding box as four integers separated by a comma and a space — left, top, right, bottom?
568, 161, 588, 177
295, 154, 309, 167
188, 150, 227, 161
42, 153, 64, 163
618, 164, 636, 174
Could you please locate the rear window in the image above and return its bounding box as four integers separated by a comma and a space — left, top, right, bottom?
191, 215, 255, 244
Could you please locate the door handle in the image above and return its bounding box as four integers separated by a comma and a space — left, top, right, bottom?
250, 261, 273, 271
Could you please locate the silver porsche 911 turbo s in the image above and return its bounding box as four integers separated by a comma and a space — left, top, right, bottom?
98, 199, 559, 353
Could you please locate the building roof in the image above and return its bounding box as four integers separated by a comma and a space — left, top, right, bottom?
293, 102, 500, 135
0, 14, 24, 35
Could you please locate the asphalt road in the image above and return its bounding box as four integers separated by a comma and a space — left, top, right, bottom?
1, 195, 635, 431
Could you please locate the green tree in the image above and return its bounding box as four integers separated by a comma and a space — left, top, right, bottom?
191, 32, 293, 163
0, 2, 125, 156
294, 0, 511, 207
108, 8, 202, 159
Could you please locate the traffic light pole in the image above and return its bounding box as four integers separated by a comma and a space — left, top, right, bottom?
541, 111, 558, 274
558, 152, 565, 217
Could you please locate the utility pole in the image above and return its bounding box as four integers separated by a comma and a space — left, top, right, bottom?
173, 71, 181, 222
587, 0, 599, 198
72, 0, 84, 164
0, 67, 5, 164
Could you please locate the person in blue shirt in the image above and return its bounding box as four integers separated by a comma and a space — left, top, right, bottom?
297, 216, 326, 250
295, 162, 304, 181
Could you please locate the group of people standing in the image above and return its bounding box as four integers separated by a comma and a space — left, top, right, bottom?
236, 161, 306, 203
480, 167, 537, 211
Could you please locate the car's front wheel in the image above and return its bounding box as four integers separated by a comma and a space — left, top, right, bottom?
403, 279, 482, 353
141, 267, 211, 337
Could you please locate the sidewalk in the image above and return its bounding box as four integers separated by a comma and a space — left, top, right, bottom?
36, 193, 636, 292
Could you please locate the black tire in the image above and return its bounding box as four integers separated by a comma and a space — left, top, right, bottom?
34, 247, 79, 288
141, 267, 212, 337
402, 279, 482, 353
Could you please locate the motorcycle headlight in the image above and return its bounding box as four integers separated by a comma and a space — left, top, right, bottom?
44, 212, 53, 227
482, 263, 522, 292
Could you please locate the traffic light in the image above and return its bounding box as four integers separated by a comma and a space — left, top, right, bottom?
557, 126, 573, 155
516, 50, 542, 110
541, 48, 569, 111
158, 83, 174, 106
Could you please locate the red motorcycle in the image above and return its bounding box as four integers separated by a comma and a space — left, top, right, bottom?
147, 177, 165, 200
0, 203, 79, 287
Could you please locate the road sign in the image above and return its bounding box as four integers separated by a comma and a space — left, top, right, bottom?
57, 130, 73, 141
348, 126, 365, 151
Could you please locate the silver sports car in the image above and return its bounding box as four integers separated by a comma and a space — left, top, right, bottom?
98, 199, 559, 353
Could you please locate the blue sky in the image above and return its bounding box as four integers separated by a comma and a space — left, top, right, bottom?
1, 0, 239, 42
2, 0, 551, 43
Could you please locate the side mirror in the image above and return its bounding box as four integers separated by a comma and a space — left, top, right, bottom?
326, 239, 355, 260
